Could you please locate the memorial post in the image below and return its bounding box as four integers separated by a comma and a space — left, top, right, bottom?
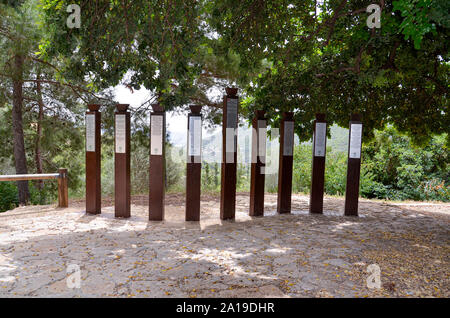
344, 113, 363, 216
277, 112, 295, 214
309, 113, 327, 214
86, 104, 101, 214
249, 110, 267, 217
220, 87, 238, 220
186, 105, 202, 221
114, 104, 131, 218
149, 104, 166, 221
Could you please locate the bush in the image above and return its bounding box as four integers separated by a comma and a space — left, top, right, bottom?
292, 144, 312, 193
289, 127, 449, 202
421, 179, 450, 202
201, 162, 221, 192
0, 182, 18, 212
361, 127, 449, 202
29, 182, 57, 205
324, 151, 348, 196
0, 181, 57, 212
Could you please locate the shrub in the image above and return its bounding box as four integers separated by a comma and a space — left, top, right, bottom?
0, 182, 18, 212
0, 181, 56, 213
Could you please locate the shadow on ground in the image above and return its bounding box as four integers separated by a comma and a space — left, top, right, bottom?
0, 193, 448, 298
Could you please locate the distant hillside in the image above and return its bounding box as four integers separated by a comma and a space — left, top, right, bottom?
328, 125, 348, 153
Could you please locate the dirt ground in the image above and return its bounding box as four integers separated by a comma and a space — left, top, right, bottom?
0, 193, 448, 298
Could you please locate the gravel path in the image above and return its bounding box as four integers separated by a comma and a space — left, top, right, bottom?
0, 193, 448, 298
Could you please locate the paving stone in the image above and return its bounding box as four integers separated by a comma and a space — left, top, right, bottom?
0, 194, 448, 298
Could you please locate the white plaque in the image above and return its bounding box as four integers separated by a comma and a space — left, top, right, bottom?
115, 115, 126, 154
226, 98, 238, 128
314, 122, 327, 157
188, 116, 202, 157
86, 114, 95, 152
349, 123, 362, 159
283, 121, 294, 156
151, 115, 164, 155
225, 98, 238, 159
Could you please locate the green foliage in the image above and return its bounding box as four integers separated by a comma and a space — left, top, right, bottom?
165, 143, 184, 192
209, 0, 449, 144
293, 144, 312, 194
1, 1, 448, 210
201, 162, 250, 193
39, 0, 207, 109
290, 126, 449, 202
0, 0, 112, 205
0, 182, 18, 212
29, 181, 57, 205
393, 0, 449, 49
323, 151, 349, 196
236, 163, 250, 192
361, 127, 449, 201
0, 181, 57, 212
201, 162, 221, 192
0, 103, 86, 194
100, 128, 186, 196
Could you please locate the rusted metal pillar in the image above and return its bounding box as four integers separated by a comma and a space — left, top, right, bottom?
344, 113, 363, 216
277, 112, 295, 214
114, 104, 131, 218
249, 110, 267, 217
186, 105, 202, 221
149, 104, 166, 221
85, 104, 101, 214
220, 87, 239, 220
309, 113, 327, 214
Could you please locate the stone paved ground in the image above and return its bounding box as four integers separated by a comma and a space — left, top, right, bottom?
0, 193, 448, 298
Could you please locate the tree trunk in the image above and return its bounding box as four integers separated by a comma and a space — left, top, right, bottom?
34, 73, 44, 190
12, 54, 30, 205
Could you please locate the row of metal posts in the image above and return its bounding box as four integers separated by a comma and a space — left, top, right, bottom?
85, 88, 363, 220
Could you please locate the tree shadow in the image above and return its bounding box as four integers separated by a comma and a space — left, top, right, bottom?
0, 194, 448, 298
